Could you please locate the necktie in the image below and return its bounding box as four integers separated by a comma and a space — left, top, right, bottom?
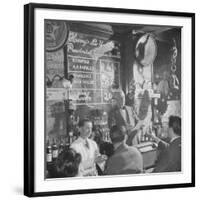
85, 139, 90, 149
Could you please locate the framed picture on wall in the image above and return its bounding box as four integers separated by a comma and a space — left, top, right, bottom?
24, 3, 195, 197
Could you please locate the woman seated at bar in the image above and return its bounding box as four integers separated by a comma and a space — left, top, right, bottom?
55, 148, 82, 177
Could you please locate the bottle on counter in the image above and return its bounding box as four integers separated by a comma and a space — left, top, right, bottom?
69, 131, 73, 144
106, 128, 111, 142
145, 134, 149, 142
64, 137, 70, 149
52, 139, 58, 161
46, 140, 52, 163
59, 139, 65, 154
149, 126, 154, 141
102, 111, 108, 125
140, 127, 145, 143
145, 126, 151, 142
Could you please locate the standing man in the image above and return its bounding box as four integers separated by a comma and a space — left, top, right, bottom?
149, 116, 181, 172
70, 118, 107, 176
104, 125, 143, 175
108, 90, 140, 146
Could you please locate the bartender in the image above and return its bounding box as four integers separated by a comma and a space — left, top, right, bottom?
70, 118, 107, 176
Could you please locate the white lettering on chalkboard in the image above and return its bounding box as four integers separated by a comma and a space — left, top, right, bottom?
74, 73, 92, 79
103, 91, 112, 102
73, 80, 95, 85
68, 32, 104, 47
68, 32, 89, 46
67, 31, 121, 105
72, 64, 93, 71
72, 57, 90, 64
91, 41, 115, 59
67, 43, 91, 55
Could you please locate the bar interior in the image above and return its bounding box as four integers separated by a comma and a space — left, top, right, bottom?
45, 20, 181, 178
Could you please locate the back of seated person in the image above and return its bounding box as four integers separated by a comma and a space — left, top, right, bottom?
55, 148, 82, 177
104, 125, 143, 175
147, 116, 181, 173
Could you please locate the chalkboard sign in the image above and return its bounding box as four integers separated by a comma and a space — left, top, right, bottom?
46, 49, 64, 88
67, 30, 120, 105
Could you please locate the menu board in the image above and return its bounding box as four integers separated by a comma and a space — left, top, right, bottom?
67, 31, 120, 105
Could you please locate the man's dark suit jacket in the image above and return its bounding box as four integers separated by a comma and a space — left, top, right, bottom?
108, 106, 138, 146
104, 143, 143, 175
153, 137, 181, 173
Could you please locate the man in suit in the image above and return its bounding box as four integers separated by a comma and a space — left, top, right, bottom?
108, 90, 140, 146
104, 125, 143, 175
149, 116, 181, 172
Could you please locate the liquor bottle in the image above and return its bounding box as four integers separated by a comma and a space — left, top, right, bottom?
65, 137, 70, 149
102, 111, 108, 125
59, 139, 64, 154
145, 132, 149, 142
46, 140, 52, 163
69, 131, 73, 144
149, 126, 154, 141
52, 139, 58, 161
145, 126, 151, 142
141, 127, 145, 142
105, 129, 109, 142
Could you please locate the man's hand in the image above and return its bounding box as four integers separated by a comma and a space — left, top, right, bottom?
94, 154, 108, 164
146, 132, 161, 144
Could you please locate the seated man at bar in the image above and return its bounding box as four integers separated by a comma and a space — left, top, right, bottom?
104, 125, 143, 175
108, 89, 139, 146
70, 118, 107, 176
148, 116, 181, 172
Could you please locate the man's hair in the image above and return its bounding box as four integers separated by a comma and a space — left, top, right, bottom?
100, 142, 114, 157
78, 118, 92, 127
110, 125, 127, 143
111, 90, 125, 101
56, 148, 81, 177
168, 116, 181, 136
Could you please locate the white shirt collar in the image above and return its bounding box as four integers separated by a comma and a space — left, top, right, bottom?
78, 136, 89, 144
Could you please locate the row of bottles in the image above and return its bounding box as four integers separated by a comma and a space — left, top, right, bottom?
92, 123, 111, 144
46, 137, 74, 163
139, 126, 156, 143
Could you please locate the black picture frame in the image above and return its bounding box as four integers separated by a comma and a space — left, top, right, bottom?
24, 3, 195, 197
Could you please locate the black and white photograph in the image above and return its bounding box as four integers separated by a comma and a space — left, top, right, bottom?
45, 20, 182, 178
24, 3, 195, 197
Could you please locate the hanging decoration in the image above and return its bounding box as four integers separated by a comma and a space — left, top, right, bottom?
168, 38, 180, 100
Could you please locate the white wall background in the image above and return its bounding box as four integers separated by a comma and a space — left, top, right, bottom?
0, 0, 199, 199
